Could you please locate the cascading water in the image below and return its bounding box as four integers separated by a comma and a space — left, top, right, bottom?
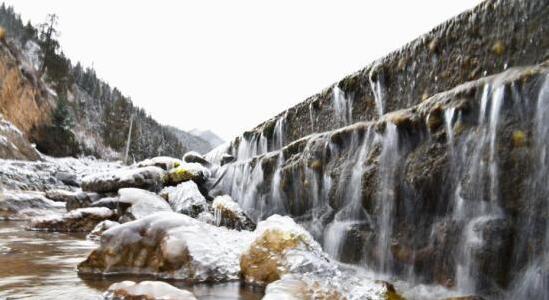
211, 65, 549, 299
332, 84, 353, 126
446, 84, 506, 293
369, 66, 385, 117
323, 128, 374, 259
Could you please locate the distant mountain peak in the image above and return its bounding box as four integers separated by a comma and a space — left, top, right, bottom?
189, 129, 224, 149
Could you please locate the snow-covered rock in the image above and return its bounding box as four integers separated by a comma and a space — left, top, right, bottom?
82, 166, 166, 193
240, 214, 333, 286
103, 281, 197, 300
263, 274, 403, 300
78, 212, 253, 282
0, 156, 121, 191
0, 190, 64, 220
87, 220, 120, 241
135, 156, 182, 171
165, 163, 210, 185
196, 211, 215, 225
182, 151, 210, 167
117, 188, 172, 222
159, 181, 208, 217
45, 189, 102, 211
212, 195, 255, 231
0, 113, 40, 161
90, 196, 122, 210
29, 207, 115, 232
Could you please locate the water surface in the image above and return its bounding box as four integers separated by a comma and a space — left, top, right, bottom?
0, 221, 263, 300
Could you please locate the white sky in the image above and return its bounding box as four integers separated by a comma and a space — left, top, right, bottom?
4, 0, 481, 140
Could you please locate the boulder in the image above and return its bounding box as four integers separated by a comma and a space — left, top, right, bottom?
135, 156, 182, 171
117, 188, 172, 222
90, 196, 124, 210
29, 207, 116, 232
159, 181, 208, 217
240, 215, 333, 286
78, 212, 253, 282
165, 163, 210, 186
55, 171, 79, 186
44, 189, 102, 211
0, 190, 64, 220
81, 166, 166, 194
264, 274, 404, 300
212, 195, 255, 230
87, 220, 120, 241
104, 281, 197, 300
183, 151, 211, 167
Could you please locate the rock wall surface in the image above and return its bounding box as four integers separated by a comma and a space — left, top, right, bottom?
209, 1, 549, 298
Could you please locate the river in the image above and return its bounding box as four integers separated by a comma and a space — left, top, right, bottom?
0, 221, 263, 300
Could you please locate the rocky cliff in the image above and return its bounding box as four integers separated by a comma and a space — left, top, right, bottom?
208, 0, 549, 298
0, 4, 220, 161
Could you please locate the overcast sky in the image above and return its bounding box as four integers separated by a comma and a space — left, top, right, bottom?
4, 0, 481, 140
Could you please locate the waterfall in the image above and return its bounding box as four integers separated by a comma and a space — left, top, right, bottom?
332, 85, 353, 126
508, 75, 549, 300
369, 66, 385, 117
211, 66, 549, 299
375, 122, 399, 274
323, 128, 374, 260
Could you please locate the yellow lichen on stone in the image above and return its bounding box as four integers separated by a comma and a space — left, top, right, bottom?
491, 40, 505, 56
512, 130, 527, 148
168, 166, 193, 183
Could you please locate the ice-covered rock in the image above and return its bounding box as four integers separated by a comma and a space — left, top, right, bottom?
29, 207, 115, 232
87, 220, 120, 241
44, 189, 102, 211
263, 274, 403, 300
90, 196, 123, 210
103, 280, 197, 300
212, 195, 255, 231
0, 190, 64, 220
82, 166, 166, 193
45, 189, 78, 202
182, 151, 211, 167
165, 163, 210, 186
159, 181, 208, 217
78, 212, 253, 282
117, 188, 172, 222
196, 211, 215, 225
240, 214, 333, 286
135, 156, 182, 171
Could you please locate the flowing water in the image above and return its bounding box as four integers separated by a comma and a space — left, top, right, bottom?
0, 221, 263, 300
210, 69, 549, 299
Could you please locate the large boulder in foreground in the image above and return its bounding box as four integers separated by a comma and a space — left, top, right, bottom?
117, 188, 172, 222
104, 281, 196, 300
135, 156, 182, 171
78, 212, 253, 282
0, 190, 64, 220
240, 215, 334, 286
212, 195, 255, 231
81, 166, 166, 194
159, 181, 208, 217
29, 207, 116, 232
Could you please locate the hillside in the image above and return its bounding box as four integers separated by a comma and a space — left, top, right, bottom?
0, 4, 218, 161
